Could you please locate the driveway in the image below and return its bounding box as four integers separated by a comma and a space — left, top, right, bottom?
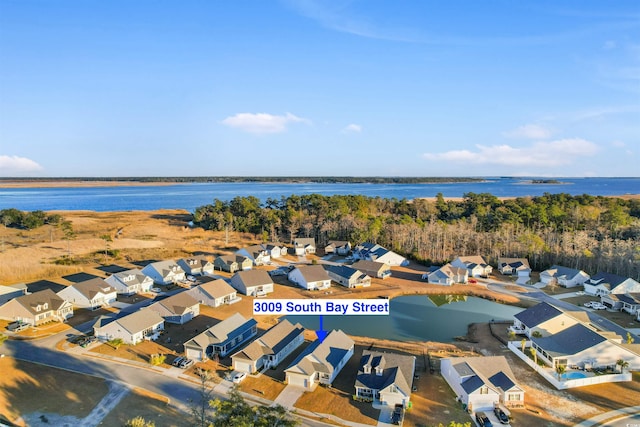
273, 384, 305, 410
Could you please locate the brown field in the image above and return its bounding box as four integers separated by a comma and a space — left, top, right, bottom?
100, 387, 190, 427
0, 357, 109, 425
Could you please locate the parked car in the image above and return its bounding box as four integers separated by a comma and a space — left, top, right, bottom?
475, 411, 493, 427
179, 358, 194, 369
7, 321, 30, 332
583, 301, 594, 308
391, 404, 404, 425
468, 278, 478, 284
232, 372, 247, 384
591, 302, 607, 310
172, 356, 184, 367
150, 287, 162, 293
187, 275, 197, 282
493, 407, 509, 424
575, 290, 586, 296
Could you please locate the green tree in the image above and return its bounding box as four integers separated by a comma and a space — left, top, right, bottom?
627, 332, 635, 344
529, 347, 537, 365
149, 354, 166, 366
191, 368, 216, 427
555, 364, 566, 380
616, 359, 629, 373
209, 388, 297, 427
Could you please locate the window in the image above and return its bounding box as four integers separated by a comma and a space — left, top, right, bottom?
480, 386, 489, 394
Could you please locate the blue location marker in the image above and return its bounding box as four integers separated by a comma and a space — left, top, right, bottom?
315, 314, 328, 342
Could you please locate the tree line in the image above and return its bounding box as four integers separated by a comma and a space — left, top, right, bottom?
0, 208, 63, 230
194, 192, 640, 279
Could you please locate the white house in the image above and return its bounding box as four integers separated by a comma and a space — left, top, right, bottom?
584, 272, 640, 296
497, 257, 531, 277
324, 240, 351, 255
0, 289, 73, 326
93, 309, 164, 345
285, 329, 354, 390
57, 278, 117, 310
231, 319, 305, 373
177, 256, 214, 276
141, 260, 186, 285
354, 350, 416, 408
353, 242, 408, 266
288, 265, 332, 291
184, 313, 257, 360
294, 238, 316, 256
146, 291, 200, 324
0, 283, 28, 305
441, 356, 525, 413
351, 260, 392, 279
105, 269, 154, 295
510, 301, 581, 337
423, 264, 468, 286
451, 256, 493, 278
188, 278, 239, 307
540, 265, 590, 288
325, 265, 371, 288
261, 242, 288, 259
214, 255, 253, 273
230, 270, 274, 296
236, 245, 271, 266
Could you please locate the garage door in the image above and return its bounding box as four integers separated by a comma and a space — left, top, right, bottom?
186, 348, 203, 361
234, 361, 254, 373
287, 374, 308, 388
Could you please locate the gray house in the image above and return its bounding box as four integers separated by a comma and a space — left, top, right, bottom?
230, 269, 274, 296
184, 313, 258, 360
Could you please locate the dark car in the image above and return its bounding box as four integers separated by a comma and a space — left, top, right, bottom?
391, 404, 404, 425
172, 356, 184, 367
475, 411, 493, 427
493, 407, 509, 424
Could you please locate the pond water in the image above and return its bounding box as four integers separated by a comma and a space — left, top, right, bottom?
285, 294, 523, 343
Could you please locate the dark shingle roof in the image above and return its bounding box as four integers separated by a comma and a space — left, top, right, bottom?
531, 323, 607, 357
514, 302, 563, 328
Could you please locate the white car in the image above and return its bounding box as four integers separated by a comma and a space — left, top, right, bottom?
187, 275, 197, 282
575, 291, 586, 296
232, 372, 247, 383
583, 301, 594, 308
591, 302, 607, 310
150, 287, 162, 293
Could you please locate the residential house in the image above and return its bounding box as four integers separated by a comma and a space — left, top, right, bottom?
497, 257, 531, 277
236, 245, 271, 266
324, 240, 351, 256
177, 256, 214, 276
57, 278, 117, 310
540, 265, 590, 288
184, 313, 257, 360
231, 319, 305, 373
213, 255, 252, 273
230, 270, 274, 296
352, 260, 392, 279
510, 301, 581, 337
583, 272, 640, 296
93, 309, 164, 345
285, 329, 354, 390
601, 293, 640, 313
0, 283, 28, 305
288, 265, 332, 291
293, 238, 316, 256
325, 265, 371, 288
105, 269, 154, 295
354, 350, 416, 408
0, 289, 73, 325
451, 256, 493, 278
528, 322, 640, 371
141, 260, 186, 285
147, 291, 200, 324
261, 242, 288, 259
188, 278, 239, 307
441, 356, 525, 413
353, 242, 408, 266
422, 264, 468, 286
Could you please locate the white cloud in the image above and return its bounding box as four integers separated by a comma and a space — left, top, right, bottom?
503, 124, 552, 139
423, 139, 598, 167
342, 123, 362, 133
0, 155, 43, 175
221, 112, 310, 134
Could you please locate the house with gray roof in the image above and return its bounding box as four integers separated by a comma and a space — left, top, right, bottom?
584, 272, 640, 296
93, 309, 164, 345
0, 283, 28, 305
451, 256, 493, 278
105, 268, 154, 295
354, 350, 416, 408
147, 291, 200, 324
213, 254, 252, 273
423, 263, 468, 286
441, 356, 524, 412
141, 260, 186, 285
324, 240, 351, 255
601, 293, 640, 315
177, 256, 214, 276
540, 265, 590, 288
231, 319, 305, 373
261, 242, 288, 258
325, 265, 371, 288
57, 278, 117, 310
184, 313, 257, 360
230, 269, 274, 296
288, 265, 331, 290
353, 242, 408, 266
510, 301, 578, 337
236, 245, 270, 266
497, 257, 531, 277
351, 260, 392, 279
285, 329, 354, 390
0, 289, 73, 326
188, 278, 239, 307
293, 238, 316, 256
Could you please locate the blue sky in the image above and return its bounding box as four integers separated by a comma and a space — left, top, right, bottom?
0, 0, 638, 177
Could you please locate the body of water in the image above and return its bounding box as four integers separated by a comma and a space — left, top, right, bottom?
0, 177, 638, 212
285, 294, 523, 343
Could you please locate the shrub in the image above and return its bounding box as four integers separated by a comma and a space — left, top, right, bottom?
108, 338, 124, 349
149, 354, 166, 366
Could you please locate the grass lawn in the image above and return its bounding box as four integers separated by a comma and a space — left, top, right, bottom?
238, 373, 286, 401
90, 340, 175, 368
295, 384, 378, 426
0, 357, 109, 424
100, 387, 191, 427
